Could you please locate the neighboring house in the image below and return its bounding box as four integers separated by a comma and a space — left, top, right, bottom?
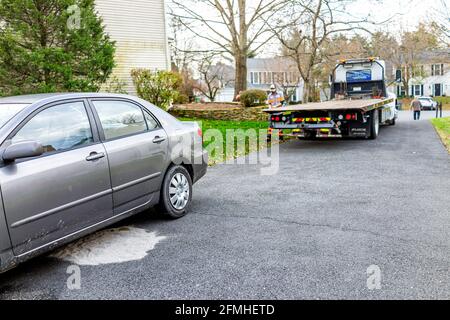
214, 57, 304, 103
247, 57, 304, 103
95, 0, 171, 94
392, 49, 450, 97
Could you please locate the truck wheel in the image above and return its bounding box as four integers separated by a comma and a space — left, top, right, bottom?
369, 110, 380, 139
390, 118, 396, 126
304, 131, 317, 140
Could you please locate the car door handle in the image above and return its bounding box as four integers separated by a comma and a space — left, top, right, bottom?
152, 136, 166, 144
86, 152, 105, 162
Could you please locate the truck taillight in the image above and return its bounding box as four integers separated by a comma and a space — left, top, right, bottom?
198, 128, 203, 138
271, 116, 281, 122
345, 113, 357, 120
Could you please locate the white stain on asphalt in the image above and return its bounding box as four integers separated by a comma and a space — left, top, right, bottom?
50, 227, 167, 266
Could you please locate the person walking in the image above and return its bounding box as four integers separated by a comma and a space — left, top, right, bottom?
410, 97, 422, 121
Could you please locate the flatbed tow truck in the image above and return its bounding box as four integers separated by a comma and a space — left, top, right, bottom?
264, 58, 398, 140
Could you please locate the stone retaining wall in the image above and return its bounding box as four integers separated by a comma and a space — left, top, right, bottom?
169, 106, 268, 122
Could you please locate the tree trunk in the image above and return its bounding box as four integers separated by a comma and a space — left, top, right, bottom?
303, 79, 311, 103
233, 0, 247, 100
234, 52, 247, 100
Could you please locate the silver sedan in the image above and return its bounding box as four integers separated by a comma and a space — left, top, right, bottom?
0, 93, 207, 272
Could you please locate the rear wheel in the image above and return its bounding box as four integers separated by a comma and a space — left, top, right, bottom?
303, 131, 317, 140
369, 110, 380, 139
390, 117, 396, 126
158, 165, 192, 219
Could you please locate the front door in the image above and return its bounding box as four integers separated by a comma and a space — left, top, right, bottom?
0, 101, 113, 255
434, 84, 442, 97
90, 99, 168, 214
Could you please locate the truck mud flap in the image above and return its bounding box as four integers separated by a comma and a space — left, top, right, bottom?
348, 122, 370, 138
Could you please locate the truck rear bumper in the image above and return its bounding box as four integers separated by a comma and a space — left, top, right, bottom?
272, 123, 336, 130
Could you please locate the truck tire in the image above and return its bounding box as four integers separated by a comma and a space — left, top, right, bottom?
304, 131, 317, 140
389, 118, 396, 126
369, 110, 380, 140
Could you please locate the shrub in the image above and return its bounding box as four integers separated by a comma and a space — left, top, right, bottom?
103, 76, 128, 94
240, 89, 267, 108
0, 0, 115, 95
173, 93, 189, 105
131, 69, 182, 110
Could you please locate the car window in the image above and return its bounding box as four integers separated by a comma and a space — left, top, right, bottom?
0, 104, 29, 129
92, 100, 147, 140
143, 110, 160, 130
12, 102, 93, 154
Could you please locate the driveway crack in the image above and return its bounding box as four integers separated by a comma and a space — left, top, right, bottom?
192, 212, 450, 251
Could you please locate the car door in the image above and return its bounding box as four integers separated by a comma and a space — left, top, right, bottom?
0, 100, 113, 256
90, 99, 168, 214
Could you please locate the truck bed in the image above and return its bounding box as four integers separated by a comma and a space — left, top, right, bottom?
263, 98, 394, 113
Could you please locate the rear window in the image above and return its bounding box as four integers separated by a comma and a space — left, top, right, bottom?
0, 104, 29, 128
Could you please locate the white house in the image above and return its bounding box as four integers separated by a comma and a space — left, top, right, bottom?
95, 0, 171, 94
214, 57, 305, 103
247, 57, 304, 103
393, 49, 450, 97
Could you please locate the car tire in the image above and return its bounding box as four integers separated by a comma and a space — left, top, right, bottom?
158, 165, 192, 219
369, 110, 380, 140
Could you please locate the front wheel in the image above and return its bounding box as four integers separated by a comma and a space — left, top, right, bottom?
158, 165, 192, 219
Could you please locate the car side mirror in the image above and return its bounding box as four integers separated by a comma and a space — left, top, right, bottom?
2, 140, 44, 162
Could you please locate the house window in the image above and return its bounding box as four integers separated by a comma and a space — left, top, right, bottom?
253, 72, 259, 84
411, 84, 423, 96
397, 85, 405, 97
395, 69, 402, 81
431, 64, 444, 76
412, 66, 424, 78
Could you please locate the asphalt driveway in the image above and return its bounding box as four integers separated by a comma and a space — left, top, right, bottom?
0, 111, 449, 299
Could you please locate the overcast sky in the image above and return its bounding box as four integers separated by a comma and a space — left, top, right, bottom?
348, 0, 448, 32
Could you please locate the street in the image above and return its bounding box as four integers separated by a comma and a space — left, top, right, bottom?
0, 111, 449, 300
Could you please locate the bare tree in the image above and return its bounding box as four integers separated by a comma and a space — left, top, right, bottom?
267, 0, 385, 102
428, 0, 450, 47
394, 24, 438, 97
194, 54, 235, 102
170, 0, 288, 100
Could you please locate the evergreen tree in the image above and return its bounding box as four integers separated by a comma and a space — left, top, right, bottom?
0, 0, 115, 96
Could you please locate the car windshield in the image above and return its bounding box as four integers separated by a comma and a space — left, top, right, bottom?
0, 104, 29, 128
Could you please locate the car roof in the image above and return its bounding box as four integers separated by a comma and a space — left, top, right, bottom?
0, 92, 134, 105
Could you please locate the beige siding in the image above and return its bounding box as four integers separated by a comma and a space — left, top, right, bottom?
95, 0, 170, 94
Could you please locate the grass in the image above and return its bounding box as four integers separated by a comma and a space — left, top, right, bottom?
179, 118, 285, 165
431, 117, 450, 153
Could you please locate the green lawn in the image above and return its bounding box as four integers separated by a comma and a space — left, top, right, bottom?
431, 117, 450, 153
180, 118, 280, 165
